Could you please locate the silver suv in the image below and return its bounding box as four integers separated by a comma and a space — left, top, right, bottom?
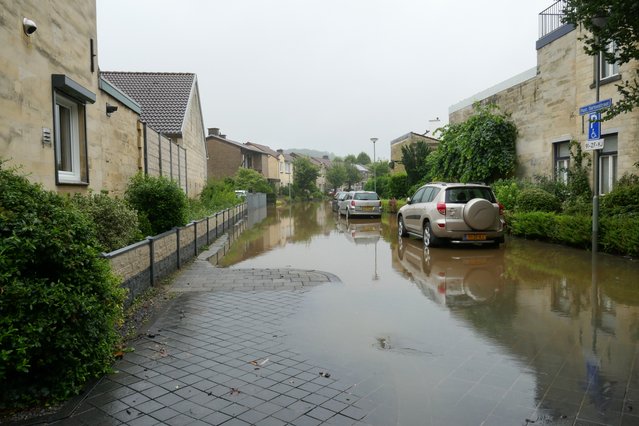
397, 183, 505, 247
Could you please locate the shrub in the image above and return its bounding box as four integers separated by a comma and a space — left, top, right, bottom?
600, 214, 639, 256
515, 187, 562, 213
0, 164, 125, 408
600, 175, 639, 216
199, 179, 239, 213
509, 211, 591, 248
125, 173, 188, 236
70, 192, 140, 252
492, 179, 525, 211
389, 173, 410, 199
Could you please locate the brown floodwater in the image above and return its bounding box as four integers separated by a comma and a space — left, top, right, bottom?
218, 202, 639, 425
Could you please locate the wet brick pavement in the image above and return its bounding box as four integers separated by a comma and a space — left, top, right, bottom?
46, 246, 385, 426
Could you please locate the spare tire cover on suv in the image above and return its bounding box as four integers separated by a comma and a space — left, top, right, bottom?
463, 198, 496, 230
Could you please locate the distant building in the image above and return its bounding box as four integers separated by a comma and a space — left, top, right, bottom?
389, 132, 440, 175
205, 128, 264, 180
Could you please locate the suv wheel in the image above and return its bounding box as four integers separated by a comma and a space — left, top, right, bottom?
423, 221, 441, 248
463, 198, 496, 230
398, 216, 408, 237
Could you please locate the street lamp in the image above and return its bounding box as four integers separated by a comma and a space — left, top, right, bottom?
370, 137, 378, 193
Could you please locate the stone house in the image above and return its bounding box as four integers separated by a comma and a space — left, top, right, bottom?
310, 155, 332, 193
0, 0, 208, 197
101, 72, 208, 196
0, 0, 141, 195
246, 142, 282, 188
205, 128, 265, 180
389, 132, 440, 175
276, 149, 295, 190
448, 1, 639, 194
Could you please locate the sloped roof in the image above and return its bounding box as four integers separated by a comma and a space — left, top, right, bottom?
207, 134, 264, 154
246, 142, 279, 158
101, 71, 195, 135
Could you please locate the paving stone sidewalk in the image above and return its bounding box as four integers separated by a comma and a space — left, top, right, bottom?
44, 246, 388, 425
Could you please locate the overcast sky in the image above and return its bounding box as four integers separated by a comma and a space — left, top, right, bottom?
97, 0, 548, 160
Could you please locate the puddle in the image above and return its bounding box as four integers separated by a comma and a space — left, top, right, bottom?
219, 201, 639, 425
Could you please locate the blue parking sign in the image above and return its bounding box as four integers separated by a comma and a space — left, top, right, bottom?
588, 112, 600, 140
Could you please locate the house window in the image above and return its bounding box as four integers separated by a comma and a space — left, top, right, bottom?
599, 134, 618, 195
54, 92, 87, 184
51, 75, 95, 185
600, 41, 620, 80
554, 141, 570, 184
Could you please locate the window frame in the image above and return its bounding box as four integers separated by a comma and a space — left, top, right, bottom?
553, 141, 570, 184
54, 93, 82, 183
600, 41, 620, 81
599, 133, 618, 195
51, 75, 94, 186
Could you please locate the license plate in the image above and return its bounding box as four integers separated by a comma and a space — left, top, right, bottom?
464, 234, 486, 241
362, 206, 374, 211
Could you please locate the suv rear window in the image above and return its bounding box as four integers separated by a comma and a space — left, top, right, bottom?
354, 193, 379, 200
445, 187, 495, 203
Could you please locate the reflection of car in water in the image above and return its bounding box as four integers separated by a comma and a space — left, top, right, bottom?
396, 237, 505, 307
341, 218, 381, 245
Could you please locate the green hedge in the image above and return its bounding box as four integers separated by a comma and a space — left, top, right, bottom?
508, 211, 639, 256
0, 164, 125, 408
600, 214, 639, 257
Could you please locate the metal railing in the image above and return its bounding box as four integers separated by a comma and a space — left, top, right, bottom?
539, 0, 567, 39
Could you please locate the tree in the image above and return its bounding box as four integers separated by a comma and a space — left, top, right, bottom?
344, 154, 357, 164
427, 103, 517, 184
326, 161, 347, 191
401, 141, 433, 186
293, 157, 319, 198
356, 152, 371, 165
344, 163, 361, 190
563, 0, 639, 119
233, 168, 273, 194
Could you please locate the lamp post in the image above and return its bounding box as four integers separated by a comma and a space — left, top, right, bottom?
370, 137, 378, 193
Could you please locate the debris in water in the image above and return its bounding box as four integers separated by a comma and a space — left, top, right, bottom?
250, 358, 269, 368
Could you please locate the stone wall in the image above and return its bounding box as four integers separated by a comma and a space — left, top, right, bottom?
104, 202, 253, 306
176, 84, 207, 196
449, 27, 639, 183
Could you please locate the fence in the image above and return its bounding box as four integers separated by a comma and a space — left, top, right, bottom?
144, 124, 188, 194
103, 193, 266, 306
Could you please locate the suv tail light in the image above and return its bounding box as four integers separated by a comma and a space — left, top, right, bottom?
498, 202, 505, 216
351, 200, 356, 207
436, 202, 446, 215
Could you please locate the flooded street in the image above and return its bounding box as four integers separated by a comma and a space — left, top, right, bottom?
219, 202, 639, 425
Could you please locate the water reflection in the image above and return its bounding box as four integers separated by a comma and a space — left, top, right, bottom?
221, 202, 639, 425
395, 237, 506, 308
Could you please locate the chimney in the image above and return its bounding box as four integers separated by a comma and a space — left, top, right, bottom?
208, 128, 220, 136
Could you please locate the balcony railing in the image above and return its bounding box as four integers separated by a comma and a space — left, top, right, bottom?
539, 0, 567, 39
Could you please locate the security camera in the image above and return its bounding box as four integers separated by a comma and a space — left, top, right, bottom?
23, 18, 37, 35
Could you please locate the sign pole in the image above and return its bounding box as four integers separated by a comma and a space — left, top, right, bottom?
592, 49, 601, 254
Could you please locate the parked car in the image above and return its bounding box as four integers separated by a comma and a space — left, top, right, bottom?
235, 190, 248, 198
397, 182, 505, 247
331, 191, 348, 212
339, 191, 382, 218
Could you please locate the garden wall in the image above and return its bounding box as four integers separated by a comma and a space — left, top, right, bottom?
104, 193, 267, 306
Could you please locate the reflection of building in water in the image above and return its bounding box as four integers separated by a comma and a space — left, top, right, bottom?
391, 238, 639, 421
